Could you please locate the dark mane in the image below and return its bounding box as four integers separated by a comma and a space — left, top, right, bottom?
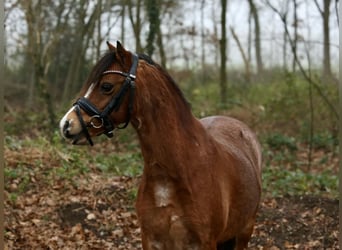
85, 51, 116, 86
138, 53, 156, 66
138, 53, 191, 110
86, 51, 191, 110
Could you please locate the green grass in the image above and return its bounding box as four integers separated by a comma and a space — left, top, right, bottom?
5, 134, 91, 198
93, 151, 143, 176
262, 165, 338, 198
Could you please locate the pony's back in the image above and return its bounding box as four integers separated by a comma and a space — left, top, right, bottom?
201, 115, 262, 178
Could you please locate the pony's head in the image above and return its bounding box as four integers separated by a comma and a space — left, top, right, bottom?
59, 41, 138, 145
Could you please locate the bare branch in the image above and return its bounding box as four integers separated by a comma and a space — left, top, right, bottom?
4, 0, 20, 22
264, 0, 339, 120
313, 0, 324, 16
263, 0, 286, 19
230, 26, 250, 82
336, 0, 339, 26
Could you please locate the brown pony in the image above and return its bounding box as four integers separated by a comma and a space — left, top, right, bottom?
59, 41, 262, 250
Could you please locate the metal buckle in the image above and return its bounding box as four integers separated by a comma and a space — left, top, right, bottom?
89, 115, 104, 128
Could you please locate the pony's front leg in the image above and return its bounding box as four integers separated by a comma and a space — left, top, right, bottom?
141, 231, 174, 250
141, 232, 163, 250
235, 220, 255, 250
140, 232, 216, 250
141, 234, 149, 249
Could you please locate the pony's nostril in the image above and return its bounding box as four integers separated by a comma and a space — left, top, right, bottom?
63, 120, 71, 136
63, 120, 69, 130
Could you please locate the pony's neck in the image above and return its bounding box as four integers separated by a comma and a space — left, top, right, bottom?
131, 66, 207, 171
133, 105, 206, 185
133, 96, 201, 161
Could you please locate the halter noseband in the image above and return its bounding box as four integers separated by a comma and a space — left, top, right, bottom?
73, 53, 138, 146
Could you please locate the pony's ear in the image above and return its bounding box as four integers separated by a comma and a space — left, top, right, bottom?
106, 41, 116, 51
116, 41, 131, 66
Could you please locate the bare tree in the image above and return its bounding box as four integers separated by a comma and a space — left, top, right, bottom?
335, 0, 339, 25
121, 1, 126, 44
211, 1, 220, 69
200, 0, 206, 83
247, 0, 263, 77
247, 8, 252, 66
292, 0, 300, 73
156, 16, 166, 68
128, 0, 143, 52
314, 0, 333, 81
145, 0, 159, 56
265, 0, 338, 120
95, 0, 103, 60
61, 2, 88, 102
20, 0, 72, 127
220, 0, 227, 104
230, 26, 251, 83
62, 0, 104, 102
282, 1, 290, 71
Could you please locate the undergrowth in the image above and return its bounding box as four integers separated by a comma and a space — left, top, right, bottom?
4, 73, 339, 199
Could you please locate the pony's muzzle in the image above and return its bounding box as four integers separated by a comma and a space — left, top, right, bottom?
59, 108, 82, 140
60, 118, 88, 145
60, 118, 77, 140
62, 120, 72, 138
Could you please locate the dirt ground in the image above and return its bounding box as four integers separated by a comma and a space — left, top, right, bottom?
4, 128, 339, 249
5, 172, 339, 250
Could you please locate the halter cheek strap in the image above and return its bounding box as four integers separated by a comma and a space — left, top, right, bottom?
74, 105, 94, 146
73, 53, 138, 146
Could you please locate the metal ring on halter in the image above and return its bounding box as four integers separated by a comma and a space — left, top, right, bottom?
89, 115, 104, 129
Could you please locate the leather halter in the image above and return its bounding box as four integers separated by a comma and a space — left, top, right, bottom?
73, 53, 138, 146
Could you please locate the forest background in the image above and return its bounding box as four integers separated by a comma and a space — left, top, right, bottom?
4, 0, 340, 249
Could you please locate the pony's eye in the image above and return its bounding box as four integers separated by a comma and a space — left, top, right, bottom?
100, 82, 114, 93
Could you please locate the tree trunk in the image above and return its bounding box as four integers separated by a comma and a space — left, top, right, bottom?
22, 0, 56, 127
23, 0, 37, 108
230, 26, 250, 83
292, 0, 298, 73
322, 0, 332, 81
314, 0, 333, 81
248, 0, 263, 77
211, 2, 220, 69
156, 25, 166, 68
323, 0, 331, 78
283, 19, 288, 71
62, 1, 100, 102
247, 9, 252, 66
201, 0, 206, 84
220, 0, 227, 105
95, 0, 102, 60
145, 0, 160, 56
62, 40, 84, 102
282, 2, 290, 71
121, 2, 126, 44
128, 0, 143, 52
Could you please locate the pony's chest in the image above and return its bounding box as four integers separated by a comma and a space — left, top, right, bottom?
153, 183, 173, 208
138, 196, 199, 249
138, 181, 180, 221
137, 182, 188, 235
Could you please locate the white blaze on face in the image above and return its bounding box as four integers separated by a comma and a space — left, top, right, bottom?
59, 83, 97, 138
84, 83, 96, 98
